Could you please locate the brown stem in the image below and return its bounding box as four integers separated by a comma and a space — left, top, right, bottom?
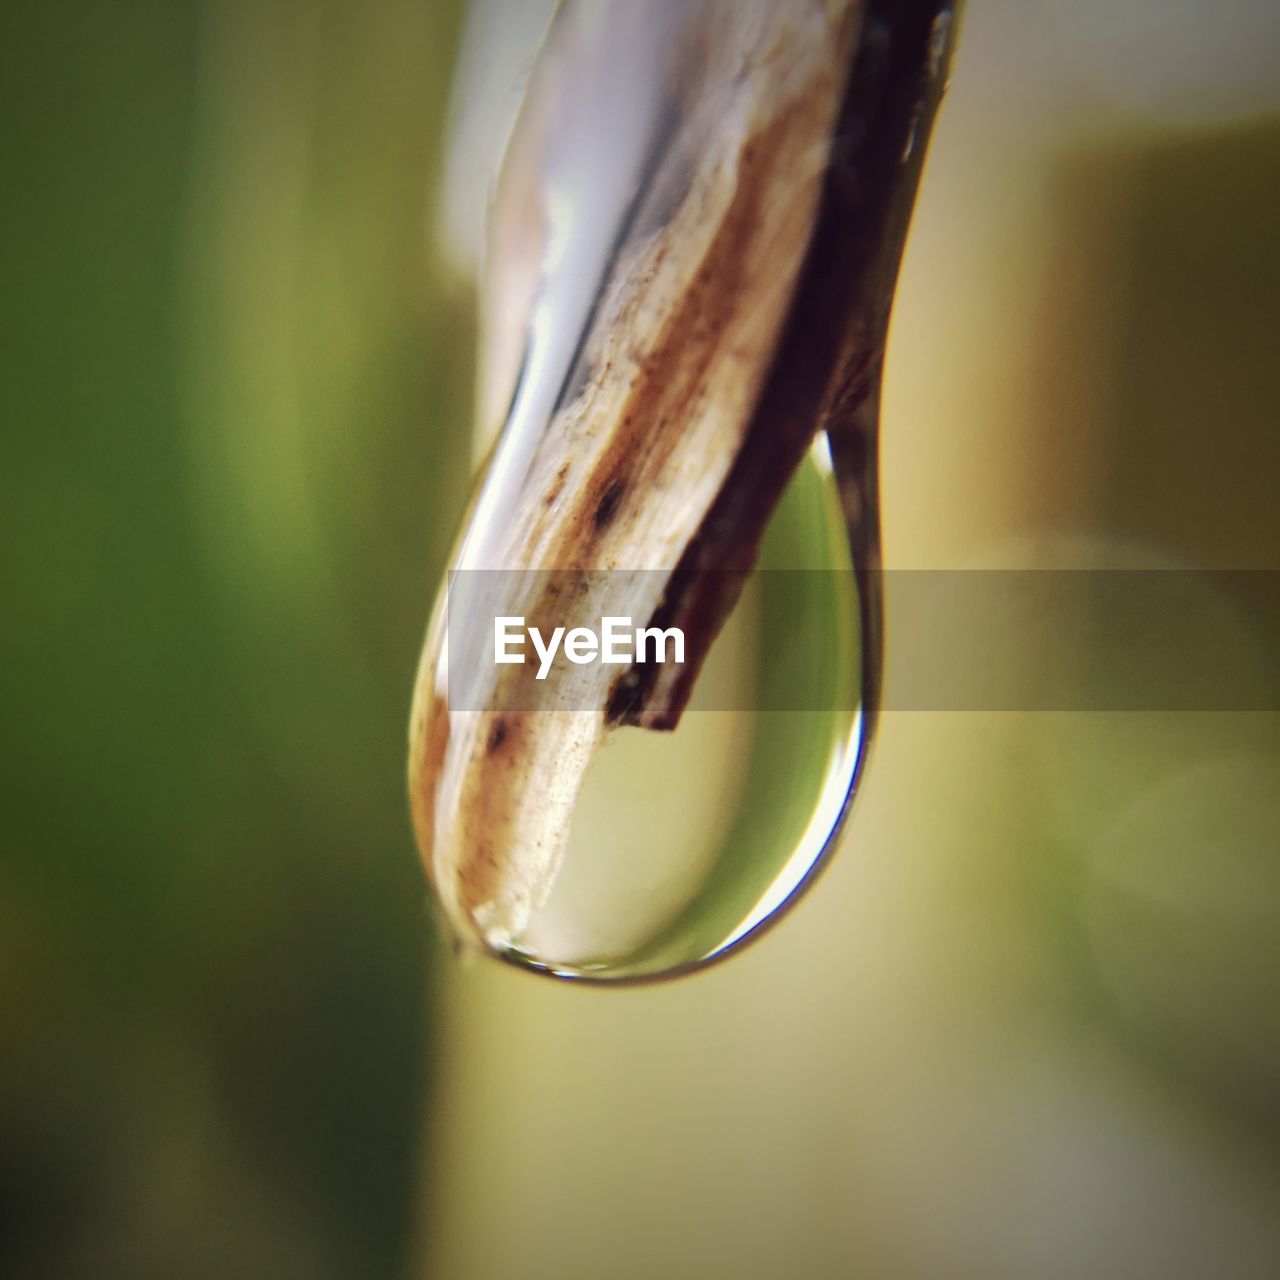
611, 0, 959, 729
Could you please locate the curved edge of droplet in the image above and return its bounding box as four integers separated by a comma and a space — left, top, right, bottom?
489, 693, 877, 988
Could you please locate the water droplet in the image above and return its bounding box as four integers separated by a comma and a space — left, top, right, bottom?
409, 432, 880, 983
505, 440, 878, 981
409, 0, 953, 981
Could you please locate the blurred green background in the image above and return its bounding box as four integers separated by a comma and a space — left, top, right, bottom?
4, 1, 1280, 1278
3, 1, 469, 1275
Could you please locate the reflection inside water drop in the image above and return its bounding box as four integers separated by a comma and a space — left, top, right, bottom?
494, 439, 874, 981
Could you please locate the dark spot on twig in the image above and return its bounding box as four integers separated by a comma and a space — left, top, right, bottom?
544, 463, 571, 508
487, 719, 509, 753
593, 477, 626, 529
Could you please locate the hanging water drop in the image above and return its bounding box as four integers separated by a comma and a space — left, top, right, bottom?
409, 0, 959, 982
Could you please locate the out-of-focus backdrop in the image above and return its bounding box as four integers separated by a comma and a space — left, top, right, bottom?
3, 2, 1280, 1278
3, 2, 469, 1275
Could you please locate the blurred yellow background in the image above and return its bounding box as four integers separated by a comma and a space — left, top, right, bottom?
3, 2, 1279, 1278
